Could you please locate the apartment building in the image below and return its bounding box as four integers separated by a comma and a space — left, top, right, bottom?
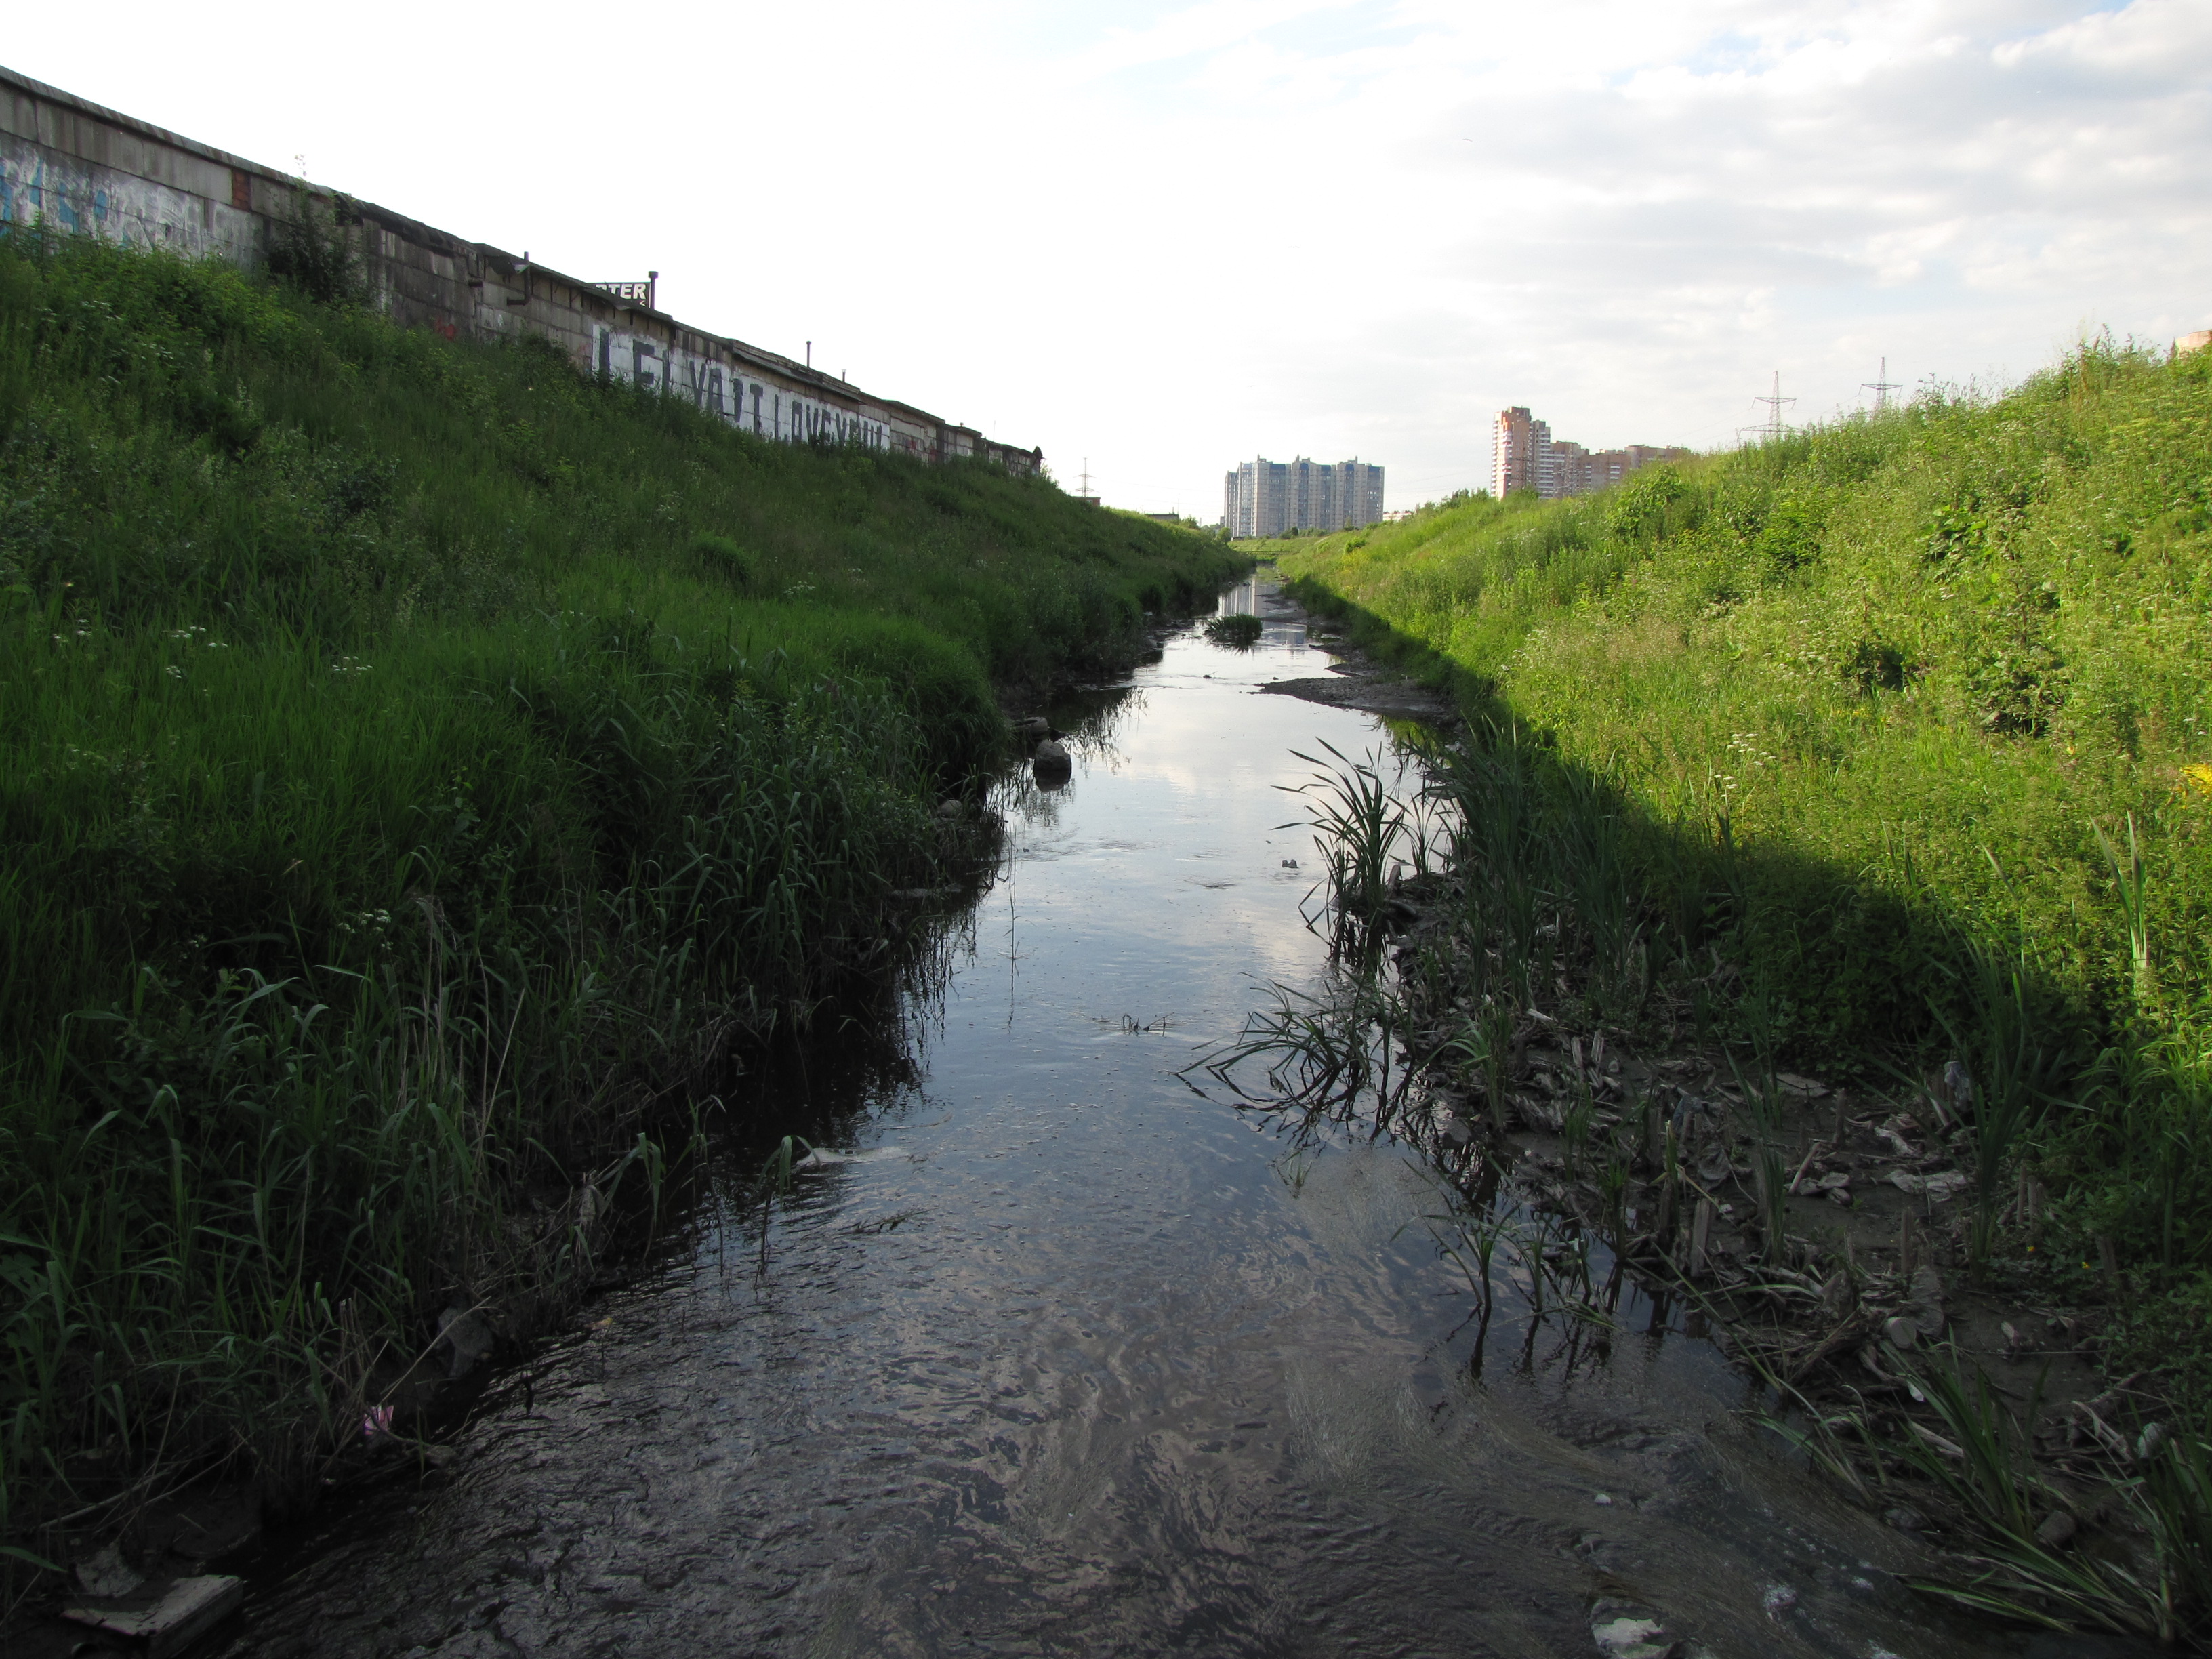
1492, 407, 1686, 500
1223, 457, 1386, 537
1492, 407, 1551, 497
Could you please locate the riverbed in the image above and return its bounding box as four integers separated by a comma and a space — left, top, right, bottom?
209, 578, 2045, 1658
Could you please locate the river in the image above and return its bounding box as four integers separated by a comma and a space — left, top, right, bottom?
211, 577, 2055, 1658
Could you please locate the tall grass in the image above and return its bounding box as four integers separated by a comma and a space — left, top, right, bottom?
1276, 339, 2212, 1398
0, 228, 1242, 1565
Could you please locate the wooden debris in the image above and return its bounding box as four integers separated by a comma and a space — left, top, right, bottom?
60, 1574, 243, 1658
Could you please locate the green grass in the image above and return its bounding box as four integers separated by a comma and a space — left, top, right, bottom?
0, 230, 1242, 1562
1274, 339, 2212, 1398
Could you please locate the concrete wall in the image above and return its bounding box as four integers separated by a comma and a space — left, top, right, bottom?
0, 66, 1042, 476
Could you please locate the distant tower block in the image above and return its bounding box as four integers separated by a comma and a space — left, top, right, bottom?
1493, 406, 1686, 500
1492, 407, 1551, 497
1223, 457, 1385, 537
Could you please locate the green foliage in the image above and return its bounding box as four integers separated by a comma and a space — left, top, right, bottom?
263, 190, 365, 308
691, 531, 757, 590
1279, 339, 2212, 1389
0, 230, 1240, 1555
1204, 611, 1263, 648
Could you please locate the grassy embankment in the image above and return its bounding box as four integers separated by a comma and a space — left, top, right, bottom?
0, 231, 1242, 1561
1271, 342, 2212, 1397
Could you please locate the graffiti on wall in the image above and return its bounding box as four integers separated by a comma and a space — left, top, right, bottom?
592, 325, 896, 451
0, 139, 257, 264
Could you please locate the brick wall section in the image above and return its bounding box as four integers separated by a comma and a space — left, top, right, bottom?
0, 65, 1042, 474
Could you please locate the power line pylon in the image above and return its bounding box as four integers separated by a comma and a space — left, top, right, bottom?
1862, 356, 1903, 413
1738, 370, 1796, 446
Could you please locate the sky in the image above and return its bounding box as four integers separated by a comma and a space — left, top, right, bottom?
7, 1, 2209, 514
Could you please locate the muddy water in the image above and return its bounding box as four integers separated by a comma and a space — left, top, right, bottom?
216, 581, 2037, 1658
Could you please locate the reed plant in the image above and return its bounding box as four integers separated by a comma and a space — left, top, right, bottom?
1279, 743, 1418, 959
1920, 935, 2077, 1269
1867, 1351, 2211, 1643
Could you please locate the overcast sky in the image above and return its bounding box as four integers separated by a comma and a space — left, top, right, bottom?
9, 1, 2208, 513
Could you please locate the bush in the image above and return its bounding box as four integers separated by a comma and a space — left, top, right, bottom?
692, 531, 756, 590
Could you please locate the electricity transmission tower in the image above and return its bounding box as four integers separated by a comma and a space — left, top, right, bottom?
1862, 357, 1903, 413
1739, 371, 1796, 446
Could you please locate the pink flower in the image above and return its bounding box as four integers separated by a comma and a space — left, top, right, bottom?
361, 1404, 395, 1441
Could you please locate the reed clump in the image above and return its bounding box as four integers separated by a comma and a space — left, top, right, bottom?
1204, 612, 1264, 648
0, 228, 1241, 1570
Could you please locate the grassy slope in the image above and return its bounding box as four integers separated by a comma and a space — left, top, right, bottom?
1275, 342, 2212, 1389
0, 234, 1242, 1546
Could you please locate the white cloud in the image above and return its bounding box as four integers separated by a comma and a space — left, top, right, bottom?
3, 0, 2205, 512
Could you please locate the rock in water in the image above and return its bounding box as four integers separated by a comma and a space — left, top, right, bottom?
1033, 739, 1073, 792
436, 1306, 497, 1379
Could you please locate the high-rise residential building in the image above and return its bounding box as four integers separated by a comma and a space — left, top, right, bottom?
1492, 407, 1551, 498
1223, 457, 1385, 537
1492, 408, 1686, 501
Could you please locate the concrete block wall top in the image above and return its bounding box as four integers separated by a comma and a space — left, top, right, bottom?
1, 71, 281, 219
0, 63, 1041, 475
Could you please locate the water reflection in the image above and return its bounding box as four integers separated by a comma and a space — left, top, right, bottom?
1214, 567, 1309, 655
